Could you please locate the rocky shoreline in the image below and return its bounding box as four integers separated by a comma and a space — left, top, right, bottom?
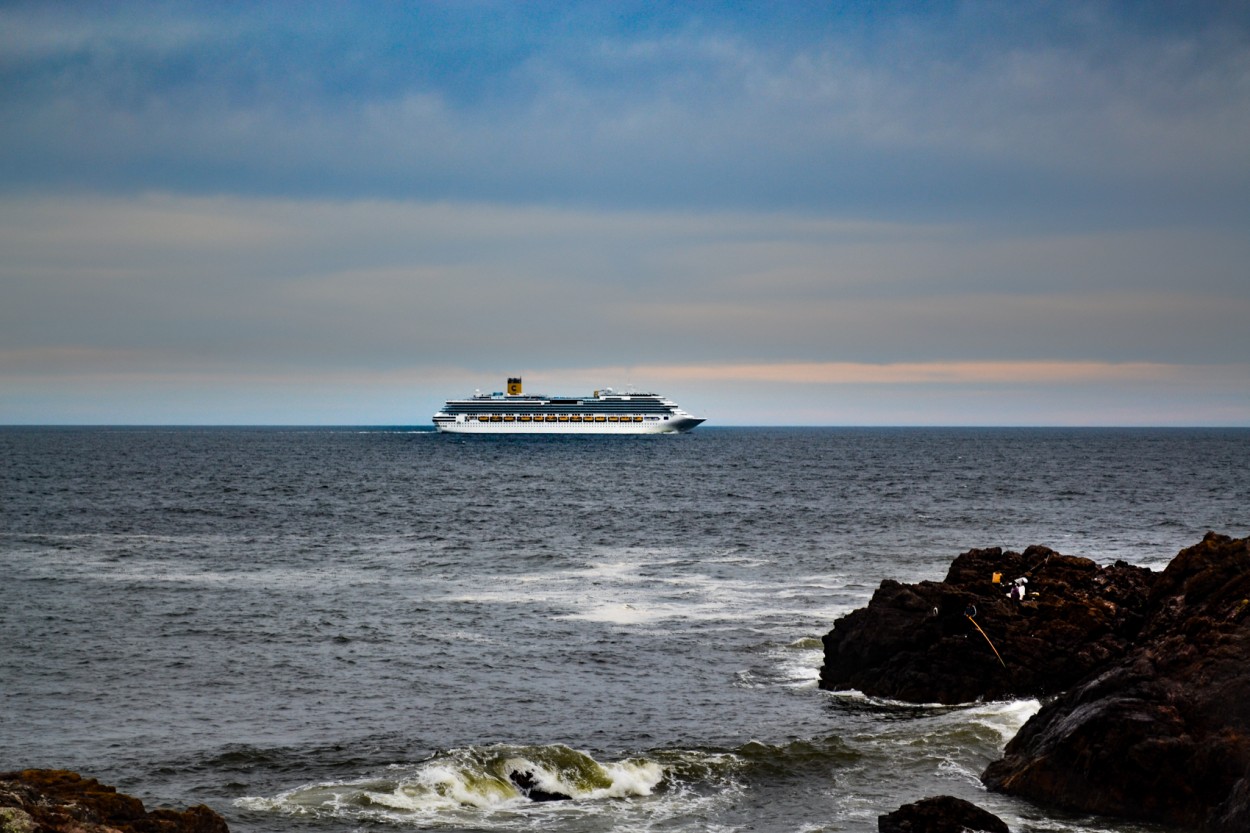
8, 534, 1246, 833
0, 769, 228, 833
823, 532, 1250, 832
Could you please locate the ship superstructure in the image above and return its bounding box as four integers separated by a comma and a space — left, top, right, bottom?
432, 377, 704, 434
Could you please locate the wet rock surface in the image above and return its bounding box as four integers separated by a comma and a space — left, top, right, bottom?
0, 769, 228, 833
820, 544, 1155, 704
877, 795, 1010, 832
820, 532, 1250, 831
508, 769, 573, 802
983, 532, 1250, 831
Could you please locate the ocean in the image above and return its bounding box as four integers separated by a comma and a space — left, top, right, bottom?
2, 426, 1247, 832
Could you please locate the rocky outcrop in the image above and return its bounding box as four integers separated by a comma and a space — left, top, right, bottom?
983, 532, 1250, 831
820, 544, 1155, 704
878, 795, 1010, 832
823, 533, 1250, 830
0, 769, 228, 833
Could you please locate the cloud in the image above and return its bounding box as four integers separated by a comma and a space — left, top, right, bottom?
624, 360, 1230, 386
1, 4, 1247, 424
3, 194, 1248, 377
1, 2, 1247, 223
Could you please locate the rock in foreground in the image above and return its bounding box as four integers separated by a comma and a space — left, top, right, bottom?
983, 533, 1250, 832
878, 795, 1010, 832
0, 769, 228, 833
821, 544, 1154, 704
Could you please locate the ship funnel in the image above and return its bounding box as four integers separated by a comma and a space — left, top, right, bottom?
507, 377, 523, 396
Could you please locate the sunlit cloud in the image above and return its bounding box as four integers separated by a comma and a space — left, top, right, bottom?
8, 353, 1229, 389
622, 361, 1208, 386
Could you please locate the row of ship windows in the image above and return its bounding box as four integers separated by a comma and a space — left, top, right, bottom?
466, 415, 662, 423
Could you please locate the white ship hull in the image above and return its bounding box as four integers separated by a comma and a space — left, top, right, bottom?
434, 416, 704, 434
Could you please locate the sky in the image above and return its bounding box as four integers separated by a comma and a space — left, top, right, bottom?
2, 0, 1248, 426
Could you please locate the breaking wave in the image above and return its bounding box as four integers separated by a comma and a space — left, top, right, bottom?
235, 736, 865, 827
237, 743, 665, 822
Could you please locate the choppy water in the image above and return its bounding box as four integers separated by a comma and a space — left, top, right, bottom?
2, 426, 1247, 832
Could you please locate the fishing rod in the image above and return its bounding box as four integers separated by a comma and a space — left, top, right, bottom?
964, 610, 1007, 669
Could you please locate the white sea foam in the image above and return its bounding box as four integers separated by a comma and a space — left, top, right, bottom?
936, 756, 985, 786
824, 688, 953, 709
236, 743, 666, 822
453, 549, 859, 634
562, 602, 668, 625
743, 636, 825, 688
967, 698, 1042, 744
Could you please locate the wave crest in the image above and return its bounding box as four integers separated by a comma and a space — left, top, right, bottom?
236, 743, 665, 820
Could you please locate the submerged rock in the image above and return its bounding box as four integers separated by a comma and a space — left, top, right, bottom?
0, 769, 228, 833
983, 532, 1250, 831
820, 544, 1154, 704
878, 795, 1010, 833
508, 769, 572, 802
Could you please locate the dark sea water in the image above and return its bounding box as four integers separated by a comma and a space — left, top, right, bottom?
2, 426, 1248, 832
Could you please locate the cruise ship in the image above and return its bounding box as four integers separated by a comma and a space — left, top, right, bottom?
432, 378, 705, 434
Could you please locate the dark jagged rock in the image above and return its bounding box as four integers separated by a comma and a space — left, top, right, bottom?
820, 544, 1155, 704
878, 795, 1010, 833
823, 533, 1250, 830
0, 769, 229, 833
983, 533, 1250, 831
508, 769, 572, 802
